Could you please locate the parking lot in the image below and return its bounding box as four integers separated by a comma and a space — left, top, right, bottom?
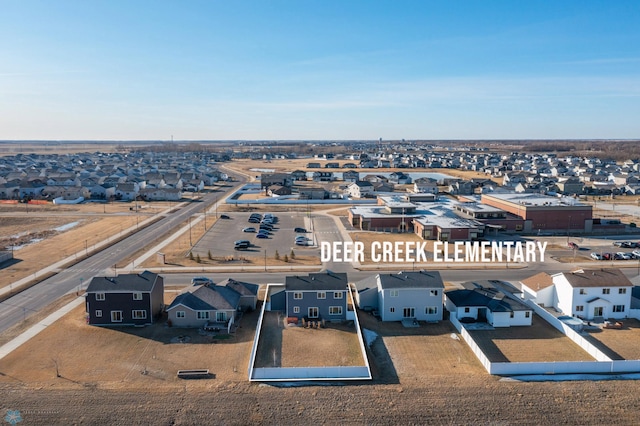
194, 212, 317, 261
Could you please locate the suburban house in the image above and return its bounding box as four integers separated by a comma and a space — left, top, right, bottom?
445, 280, 533, 327
85, 271, 164, 326
521, 269, 633, 320
166, 278, 259, 328
346, 180, 374, 198
269, 272, 349, 322
413, 177, 438, 194
355, 271, 444, 322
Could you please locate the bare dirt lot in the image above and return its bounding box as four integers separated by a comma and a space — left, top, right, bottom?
3, 297, 640, 424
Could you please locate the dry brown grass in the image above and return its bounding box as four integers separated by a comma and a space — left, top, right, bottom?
254, 312, 364, 368
0, 294, 259, 388
469, 315, 595, 362
0, 214, 139, 290
583, 318, 640, 360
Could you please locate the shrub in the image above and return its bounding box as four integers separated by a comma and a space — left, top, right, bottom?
283, 254, 289, 263
189, 251, 194, 261
208, 250, 213, 260
274, 250, 280, 261
290, 249, 295, 260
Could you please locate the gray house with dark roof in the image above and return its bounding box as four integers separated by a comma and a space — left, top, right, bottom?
166, 278, 259, 328
445, 280, 532, 327
280, 272, 349, 321
355, 271, 444, 322
85, 271, 164, 326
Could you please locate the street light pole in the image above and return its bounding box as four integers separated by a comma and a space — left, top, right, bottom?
189, 216, 193, 247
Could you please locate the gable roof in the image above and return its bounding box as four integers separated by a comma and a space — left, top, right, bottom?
558, 268, 632, 288
285, 272, 348, 291
167, 284, 241, 311
521, 272, 554, 291
446, 288, 531, 312
86, 271, 160, 293
377, 270, 444, 289
219, 278, 260, 297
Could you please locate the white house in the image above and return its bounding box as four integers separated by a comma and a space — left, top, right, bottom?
550, 269, 632, 320
445, 280, 533, 327
346, 181, 374, 199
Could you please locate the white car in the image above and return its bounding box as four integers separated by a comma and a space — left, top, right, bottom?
590, 252, 603, 260
616, 252, 632, 260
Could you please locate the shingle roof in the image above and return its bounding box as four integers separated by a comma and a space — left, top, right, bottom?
560, 268, 632, 288
377, 271, 444, 290
285, 272, 348, 291
167, 284, 241, 311
521, 272, 554, 291
220, 278, 259, 297
86, 271, 160, 293
446, 283, 531, 313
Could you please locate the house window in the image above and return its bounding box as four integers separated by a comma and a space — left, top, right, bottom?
216, 312, 226, 322
196, 311, 210, 320
293, 292, 303, 300
602, 288, 610, 295
575, 305, 584, 312
308, 307, 319, 318
96, 293, 105, 301
579, 289, 586, 295
613, 305, 625, 313
293, 306, 300, 314
619, 288, 627, 294
430, 290, 438, 296
334, 292, 343, 299
133, 292, 143, 300
132, 310, 147, 320
390, 290, 399, 297
525, 312, 530, 318
176, 311, 185, 318
329, 306, 342, 315
426, 306, 438, 315
95, 310, 102, 318
317, 292, 326, 299
464, 307, 470, 313
389, 307, 395, 313
111, 311, 123, 322
510, 312, 514, 318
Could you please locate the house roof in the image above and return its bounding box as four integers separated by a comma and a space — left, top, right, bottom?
558, 268, 633, 288
285, 272, 348, 291
376, 270, 444, 290
86, 270, 160, 293
167, 284, 241, 311
446, 288, 531, 312
520, 272, 554, 292
219, 278, 259, 297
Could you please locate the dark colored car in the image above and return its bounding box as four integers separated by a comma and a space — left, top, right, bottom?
256, 233, 269, 239
294, 227, 308, 233
220, 214, 230, 219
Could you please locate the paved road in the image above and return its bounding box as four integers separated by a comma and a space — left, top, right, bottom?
0, 185, 241, 335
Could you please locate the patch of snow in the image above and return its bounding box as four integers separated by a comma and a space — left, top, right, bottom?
54, 221, 80, 232
450, 333, 460, 340
362, 328, 379, 347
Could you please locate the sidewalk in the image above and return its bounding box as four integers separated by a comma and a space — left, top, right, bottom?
0, 206, 178, 300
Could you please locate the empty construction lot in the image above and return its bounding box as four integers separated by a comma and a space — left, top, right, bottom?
2, 294, 640, 424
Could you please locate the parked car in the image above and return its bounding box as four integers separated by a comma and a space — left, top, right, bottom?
568, 242, 579, 250
631, 250, 640, 259
220, 214, 230, 219
620, 241, 635, 248
191, 277, 213, 286
234, 242, 250, 250
248, 217, 261, 223
256, 233, 269, 239
616, 252, 632, 260
612, 241, 624, 247
602, 252, 613, 260
294, 227, 308, 233
295, 240, 309, 246
590, 252, 603, 260
243, 227, 256, 233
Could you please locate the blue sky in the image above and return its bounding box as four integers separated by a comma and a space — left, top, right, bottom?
1, 1, 639, 140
